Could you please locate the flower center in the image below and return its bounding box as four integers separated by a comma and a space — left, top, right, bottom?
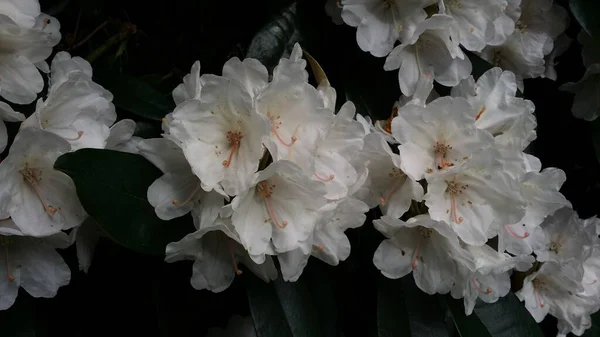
222, 130, 243, 168
516, 20, 527, 33
549, 241, 562, 253
19, 167, 58, 216
257, 181, 288, 229
0, 237, 14, 282
445, 178, 467, 224
433, 141, 454, 169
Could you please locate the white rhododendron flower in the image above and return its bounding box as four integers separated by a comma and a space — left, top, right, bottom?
229, 160, 327, 259
105, 119, 141, 153
0, 10, 60, 104
373, 215, 474, 294
340, 0, 436, 57
452, 243, 534, 315
426, 150, 525, 245
437, 0, 507, 52
257, 45, 333, 174
172, 60, 203, 105
450, 67, 536, 149
359, 132, 423, 218
0, 128, 86, 237
384, 15, 472, 97
166, 66, 270, 196
391, 96, 493, 180
20, 52, 117, 150
560, 64, 600, 121
0, 219, 71, 310
478, 0, 568, 81
166, 217, 277, 293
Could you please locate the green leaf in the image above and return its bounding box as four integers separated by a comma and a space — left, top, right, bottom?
441, 296, 492, 337
471, 293, 544, 337
377, 276, 411, 337
54, 149, 193, 255
402, 277, 450, 337
94, 72, 175, 121
246, 274, 325, 337
570, 0, 600, 40
246, 3, 299, 72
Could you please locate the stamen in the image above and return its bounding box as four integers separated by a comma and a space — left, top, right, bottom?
63, 131, 84, 141
433, 142, 453, 169
286, 125, 300, 160
535, 289, 545, 308
411, 243, 420, 269
19, 168, 58, 216
471, 277, 492, 294
257, 181, 288, 229
475, 106, 486, 121
222, 130, 243, 168
379, 178, 402, 206
226, 239, 243, 276
314, 172, 335, 182
447, 178, 464, 224
172, 183, 201, 206
2, 243, 14, 282
505, 225, 529, 239
585, 279, 598, 286
314, 245, 325, 253
269, 115, 296, 148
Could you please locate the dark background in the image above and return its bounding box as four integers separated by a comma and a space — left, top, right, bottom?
1, 0, 598, 336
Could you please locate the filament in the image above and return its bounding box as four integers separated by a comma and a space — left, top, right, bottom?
63, 131, 84, 141
505, 225, 529, 239
172, 183, 201, 206
3, 245, 14, 282
314, 172, 335, 182
471, 277, 492, 294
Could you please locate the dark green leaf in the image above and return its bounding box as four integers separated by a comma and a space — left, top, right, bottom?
377, 276, 411, 337
54, 149, 193, 255
441, 296, 492, 337
246, 274, 325, 337
402, 277, 450, 337
94, 72, 174, 121
471, 293, 544, 337
246, 3, 299, 72
570, 0, 600, 41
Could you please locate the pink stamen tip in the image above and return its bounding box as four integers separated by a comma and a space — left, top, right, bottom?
172, 184, 201, 206
411, 243, 420, 270
64, 131, 84, 141
314, 172, 335, 182
504, 225, 529, 239
3, 245, 14, 282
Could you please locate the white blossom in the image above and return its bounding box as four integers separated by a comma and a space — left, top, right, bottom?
0, 128, 86, 237
340, 0, 436, 57
0, 219, 71, 310
373, 215, 474, 294
384, 15, 472, 97
0, 11, 60, 104
20, 52, 117, 150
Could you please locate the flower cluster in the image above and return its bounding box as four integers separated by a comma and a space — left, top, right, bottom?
333, 0, 569, 92
362, 65, 599, 336
151, 43, 371, 290
516, 208, 600, 336
0, 2, 141, 310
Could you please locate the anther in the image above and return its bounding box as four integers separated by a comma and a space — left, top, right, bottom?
63, 131, 84, 141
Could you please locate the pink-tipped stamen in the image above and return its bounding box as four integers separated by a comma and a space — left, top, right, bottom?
63, 131, 84, 141
172, 183, 201, 206
226, 239, 243, 276
222, 130, 243, 168
534, 289, 545, 308
380, 178, 402, 206
471, 277, 492, 294
257, 181, 288, 229
20, 168, 58, 216
411, 243, 420, 270
505, 225, 529, 239
314, 172, 335, 182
